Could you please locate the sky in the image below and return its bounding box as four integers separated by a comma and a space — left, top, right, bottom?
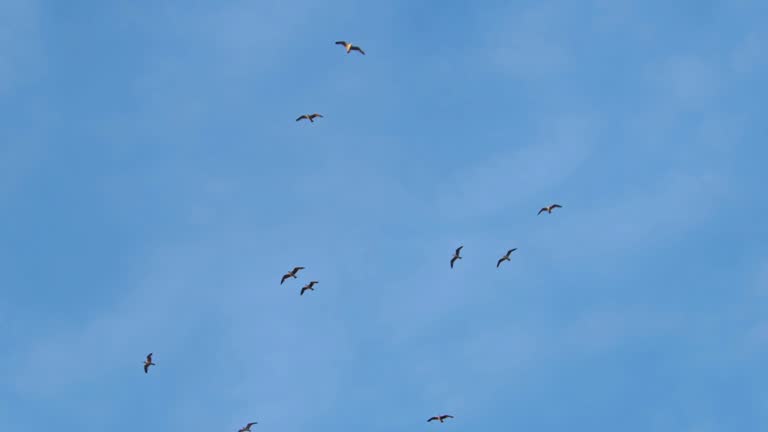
1, 0, 767, 430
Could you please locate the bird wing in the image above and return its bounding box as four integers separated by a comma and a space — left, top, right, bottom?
443, 415, 454, 419
450, 256, 458, 268
455, 245, 463, 255
292, 266, 304, 274
551, 204, 562, 209
144, 363, 149, 373
296, 115, 307, 121
506, 248, 517, 256
309, 281, 319, 287
427, 417, 439, 422
537, 207, 547, 215
281, 274, 289, 284
311, 113, 323, 119
146, 353, 153, 361
247, 422, 258, 427
335, 41, 347, 45
497, 257, 505, 268
300, 287, 307, 295
352, 46, 365, 54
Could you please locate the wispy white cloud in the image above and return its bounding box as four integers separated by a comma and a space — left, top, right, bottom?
0, 0, 42, 94
649, 55, 721, 109
744, 259, 768, 351
529, 170, 727, 265
483, 4, 572, 79
559, 307, 683, 353
11, 244, 219, 397
435, 113, 597, 221
730, 30, 768, 76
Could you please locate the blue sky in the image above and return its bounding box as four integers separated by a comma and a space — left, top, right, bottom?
1, 0, 767, 430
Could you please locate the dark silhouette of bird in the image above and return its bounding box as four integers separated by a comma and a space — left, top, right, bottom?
143, 353, 156, 374
496, 248, 517, 268
281, 267, 305, 284
538, 204, 562, 215
427, 415, 454, 423
300, 281, 318, 296
335, 41, 365, 55
296, 113, 323, 123
238, 422, 258, 432
450, 246, 463, 269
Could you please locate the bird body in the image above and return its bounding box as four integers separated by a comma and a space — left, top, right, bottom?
496, 248, 517, 268
300, 281, 318, 296
143, 353, 156, 374
296, 113, 323, 123
538, 204, 562, 215
281, 266, 305, 284
238, 422, 258, 432
428, 415, 454, 423
450, 245, 463, 269
335, 41, 365, 55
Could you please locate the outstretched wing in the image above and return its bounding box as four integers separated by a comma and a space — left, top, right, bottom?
450, 256, 458, 268
311, 113, 323, 119
551, 204, 562, 209
506, 248, 517, 256
146, 353, 153, 362
296, 115, 307, 122
441, 415, 454, 420
455, 245, 463, 255
335, 41, 347, 45
292, 266, 304, 274
247, 422, 258, 427
497, 257, 505, 268
144, 363, 149, 373
427, 417, 439, 422
537, 207, 547, 215
351, 46, 365, 55
300, 287, 308, 296
281, 274, 289, 285
309, 281, 319, 287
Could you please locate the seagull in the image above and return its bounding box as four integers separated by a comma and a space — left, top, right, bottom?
300, 281, 319, 296
281, 266, 305, 284
538, 204, 562, 215
296, 113, 323, 123
143, 353, 156, 374
427, 415, 454, 423
238, 422, 258, 432
496, 248, 517, 268
335, 41, 365, 55
450, 246, 463, 269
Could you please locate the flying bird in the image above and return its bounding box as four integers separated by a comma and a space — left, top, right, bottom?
143, 353, 156, 374
538, 204, 562, 215
238, 422, 258, 432
281, 266, 305, 284
335, 41, 365, 55
496, 248, 517, 268
296, 113, 323, 123
300, 281, 319, 296
427, 415, 454, 423
450, 246, 463, 269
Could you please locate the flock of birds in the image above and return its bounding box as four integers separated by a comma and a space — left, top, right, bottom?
139, 39, 564, 431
